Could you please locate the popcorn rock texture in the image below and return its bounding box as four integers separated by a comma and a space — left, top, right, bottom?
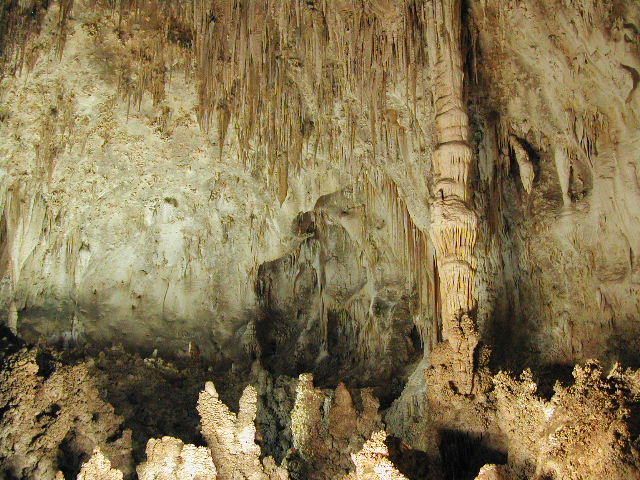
137, 437, 217, 480
76, 450, 123, 480
197, 382, 287, 480
1, 0, 640, 479
0, 347, 132, 479
347, 431, 408, 480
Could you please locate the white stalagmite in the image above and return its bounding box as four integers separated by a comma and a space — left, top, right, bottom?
554, 145, 572, 207
76, 449, 124, 480
197, 382, 288, 480
137, 437, 217, 480
347, 431, 409, 480
425, 0, 479, 393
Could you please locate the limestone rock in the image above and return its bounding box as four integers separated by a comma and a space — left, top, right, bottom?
473, 464, 508, 480
197, 381, 287, 480
348, 431, 408, 480
76, 450, 123, 480
289, 374, 383, 479
137, 437, 217, 480
0, 348, 133, 479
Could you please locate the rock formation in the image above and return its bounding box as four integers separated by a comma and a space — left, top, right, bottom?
288, 375, 382, 479
137, 438, 217, 480
0, 346, 133, 479
197, 381, 288, 480
347, 431, 409, 480
76, 449, 123, 480
422, 0, 482, 398
473, 464, 509, 480
0, 335, 638, 480
0, 0, 640, 479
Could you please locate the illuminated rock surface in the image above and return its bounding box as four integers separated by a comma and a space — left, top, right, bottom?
0, 0, 639, 479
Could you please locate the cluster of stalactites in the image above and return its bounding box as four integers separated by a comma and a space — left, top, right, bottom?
80, 0, 431, 203
425, 1, 478, 357
361, 175, 437, 347
0, 0, 73, 75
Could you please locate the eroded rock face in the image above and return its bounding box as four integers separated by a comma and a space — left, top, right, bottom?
288, 374, 383, 479
0, 0, 436, 369
1, 0, 638, 377
390, 357, 640, 480
531, 362, 640, 479
255, 203, 421, 393
197, 381, 288, 480
0, 347, 132, 479
0, 337, 638, 480
473, 464, 509, 480
76, 449, 123, 480
347, 431, 408, 480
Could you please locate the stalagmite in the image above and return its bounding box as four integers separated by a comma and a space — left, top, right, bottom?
347, 431, 409, 480
197, 381, 287, 480
554, 146, 572, 207
473, 464, 508, 480
76, 449, 124, 480
137, 437, 217, 480
425, 0, 480, 394
288, 374, 383, 479
290, 374, 326, 460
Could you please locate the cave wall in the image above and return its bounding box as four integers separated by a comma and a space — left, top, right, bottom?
1, 1, 640, 479
0, 0, 437, 376
0, 0, 639, 374
0, 0, 345, 359
469, 0, 640, 368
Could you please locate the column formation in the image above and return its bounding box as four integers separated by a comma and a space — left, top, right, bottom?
426, 0, 479, 394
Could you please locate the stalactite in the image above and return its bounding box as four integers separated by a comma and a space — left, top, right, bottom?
506, 135, 535, 194
568, 109, 608, 161
0, 0, 72, 75
55, 0, 74, 57
81, 0, 430, 201
554, 146, 572, 207
361, 175, 436, 349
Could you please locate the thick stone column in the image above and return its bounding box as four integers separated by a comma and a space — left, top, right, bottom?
425, 0, 479, 394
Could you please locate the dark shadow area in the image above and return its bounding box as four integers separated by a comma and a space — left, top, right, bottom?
507, 135, 542, 193
439, 430, 507, 480
57, 430, 89, 480
255, 212, 421, 408
0, 325, 23, 364
533, 363, 575, 401
87, 348, 212, 464
35, 349, 56, 379
255, 377, 297, 464
0, 468, 20, 480
624, 379, 640, 441
605, 334, 640, 369
386, 435, 431, 479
